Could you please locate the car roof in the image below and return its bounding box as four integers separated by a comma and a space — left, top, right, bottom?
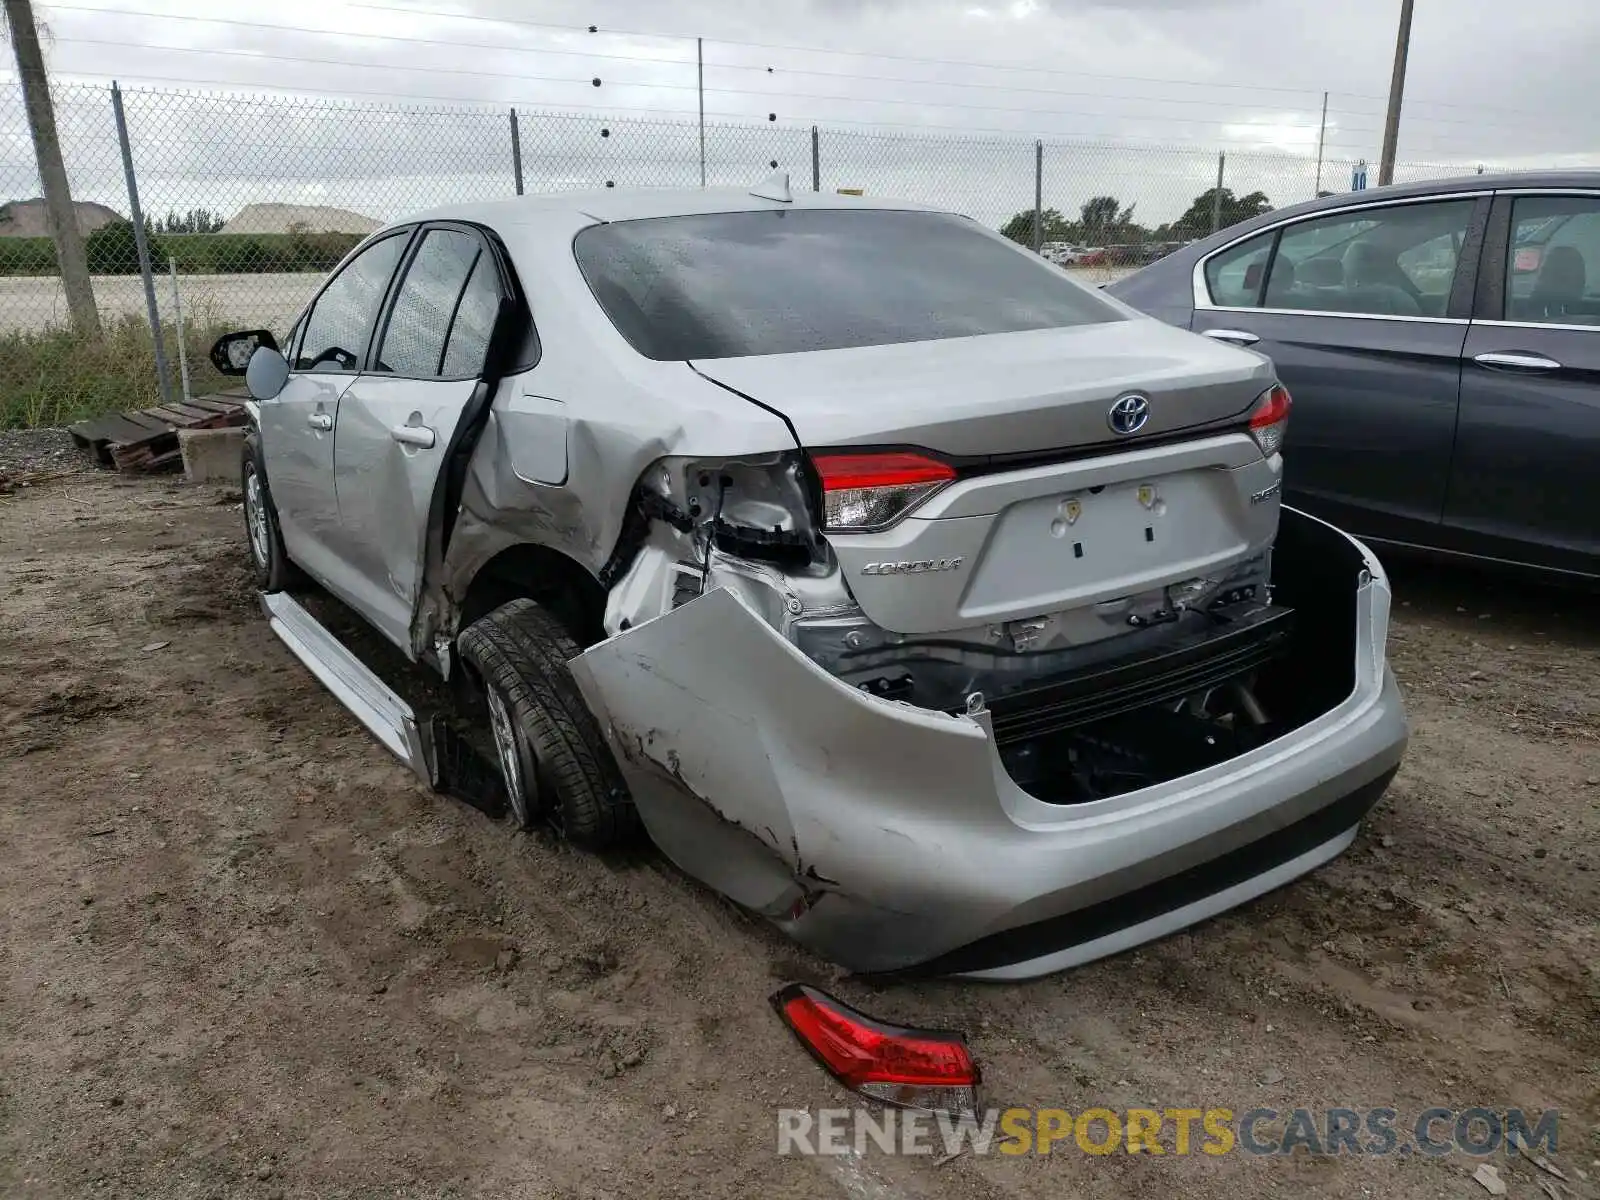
399, 184, 944, 232
1214, 169, 1600, 243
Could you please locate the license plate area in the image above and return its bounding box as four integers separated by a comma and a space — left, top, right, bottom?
959, 470, 1249, 620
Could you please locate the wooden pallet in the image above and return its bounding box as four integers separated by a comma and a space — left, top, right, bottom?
67, 391, 250, 474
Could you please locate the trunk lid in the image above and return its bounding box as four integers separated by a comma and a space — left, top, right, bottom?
691, 318, 1276, 459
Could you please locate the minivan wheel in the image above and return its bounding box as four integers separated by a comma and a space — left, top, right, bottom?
241, 433, 299, 592
456, 598, 638, 850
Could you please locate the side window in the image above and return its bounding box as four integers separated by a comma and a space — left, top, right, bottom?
1204, 231, 1274, 308
374, 229, 485, 377
1506, 196, 1600, 325
295, 233, 407, 372
1267, 200, 1474, 318
440, 254, 504, 377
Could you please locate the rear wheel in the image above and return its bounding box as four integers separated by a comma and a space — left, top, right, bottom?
242, 432, 299, 592
457, 598, 637, 850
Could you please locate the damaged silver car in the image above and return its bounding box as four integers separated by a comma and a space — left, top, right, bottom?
215, 174, 1408, 980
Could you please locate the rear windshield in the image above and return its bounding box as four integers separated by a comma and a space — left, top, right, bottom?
572, 208, 1120, 360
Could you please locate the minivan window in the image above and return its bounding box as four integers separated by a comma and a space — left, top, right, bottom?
573, 209, 1120, 360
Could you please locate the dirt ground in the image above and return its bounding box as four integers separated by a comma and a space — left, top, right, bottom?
0, 458, 1595, 1200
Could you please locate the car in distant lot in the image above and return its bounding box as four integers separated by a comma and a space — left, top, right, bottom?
1107, 171, 1600, 581
1042, 242, 1091, 265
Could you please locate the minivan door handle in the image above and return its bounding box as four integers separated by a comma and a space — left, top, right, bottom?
1201, 328, 1260, 346
1474, 351, 1562, 372
307, 412, 333, 431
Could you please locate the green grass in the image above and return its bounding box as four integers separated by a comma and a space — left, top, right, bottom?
0, 314, 233, 430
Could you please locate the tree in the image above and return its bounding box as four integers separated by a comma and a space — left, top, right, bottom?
4, 0, 99, 335
1000, 207, 1067, 246
1172, 187, 1273, 238
157, 207, 221, 234
1078, 195, 1123, 243
86, 218, 165, 274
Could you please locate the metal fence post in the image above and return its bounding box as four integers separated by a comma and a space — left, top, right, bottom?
811, 126, 820, 192
168, 257, 191, 405
1033, 140, 1043, 254
110, 81, 172, 407
509, 107, 524, 196
1211, 152, 1226, 234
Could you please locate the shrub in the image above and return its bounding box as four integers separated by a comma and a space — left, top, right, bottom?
0, 237, 58, 274
0, 304, 233, 430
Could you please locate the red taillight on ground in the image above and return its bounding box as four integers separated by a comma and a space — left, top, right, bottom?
810, 451, 956, 531
1249, 383, 1292, 458
771, 983, 980, 1113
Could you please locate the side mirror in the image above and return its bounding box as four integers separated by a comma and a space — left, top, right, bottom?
245, 345, 290, 402
209, 329, 279, 376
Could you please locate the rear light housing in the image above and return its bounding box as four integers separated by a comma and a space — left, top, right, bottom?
770, 983, 980, 1113
1249, 383, 1292, 457
810, 451, 956, 531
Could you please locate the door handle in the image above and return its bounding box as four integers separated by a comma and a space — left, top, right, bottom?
307, 412, 333, 431
1201, 328, 1260, 345
389, 424, 436, 449
1473, 351, 1561, 372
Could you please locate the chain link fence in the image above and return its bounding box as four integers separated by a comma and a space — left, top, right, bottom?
1, 79, 1516, 428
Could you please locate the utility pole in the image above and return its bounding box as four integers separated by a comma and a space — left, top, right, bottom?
1378, 0, 1415, 186
4, 0, 99, 336
696, 36, 705, 188
1314, 91, 1329, 196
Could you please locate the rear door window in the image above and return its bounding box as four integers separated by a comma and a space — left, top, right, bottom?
373, 228, 484, 378
1264, 200, 1475, 317
1203, 230, 1275, 307
573, 208, 1121, 360
1506, 195, 1600, 324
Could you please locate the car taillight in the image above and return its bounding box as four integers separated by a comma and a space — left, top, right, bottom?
810, 451, 955, 531
1249, 383, 1292, 457
771, 984, 980, 1113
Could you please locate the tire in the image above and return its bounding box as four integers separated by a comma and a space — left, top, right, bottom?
242, 432, 299, 593
457, 598, 637, 850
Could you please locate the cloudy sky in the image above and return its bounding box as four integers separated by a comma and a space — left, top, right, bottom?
5, 0, 1598, 231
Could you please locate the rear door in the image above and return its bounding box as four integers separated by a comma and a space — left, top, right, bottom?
1190, 195, 1487, 543
262, 230, 411, 586
1449, 192, 1600, 574
331, 224, 508, 650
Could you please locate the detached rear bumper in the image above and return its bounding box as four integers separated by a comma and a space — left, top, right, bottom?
571, 511, 1407, 979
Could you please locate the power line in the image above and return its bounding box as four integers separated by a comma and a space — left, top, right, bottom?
45, 36, 1351, 134
40, 2, 1576, 129
344, 2, 1345, 99
35, 4, 1343, 119
0, 68, 1370, 153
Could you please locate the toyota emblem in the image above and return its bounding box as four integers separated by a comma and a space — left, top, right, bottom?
1108, 393, 1151, 436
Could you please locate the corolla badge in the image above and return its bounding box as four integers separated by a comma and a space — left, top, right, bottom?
861, 558, 965, 576
1108, 393, 1152, 436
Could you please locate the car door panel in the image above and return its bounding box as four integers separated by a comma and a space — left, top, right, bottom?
260, 371, 354, 572
259, 231, 411, 587
332, 376, 482, 646
332, 226, 506, 652
1192, 312, 1466, 541
1446, 192, 1600, 574
1189, 197, 1485, 545
1449, 327, 1600, 571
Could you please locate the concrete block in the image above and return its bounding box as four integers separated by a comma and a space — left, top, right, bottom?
179, 426, 245, 485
